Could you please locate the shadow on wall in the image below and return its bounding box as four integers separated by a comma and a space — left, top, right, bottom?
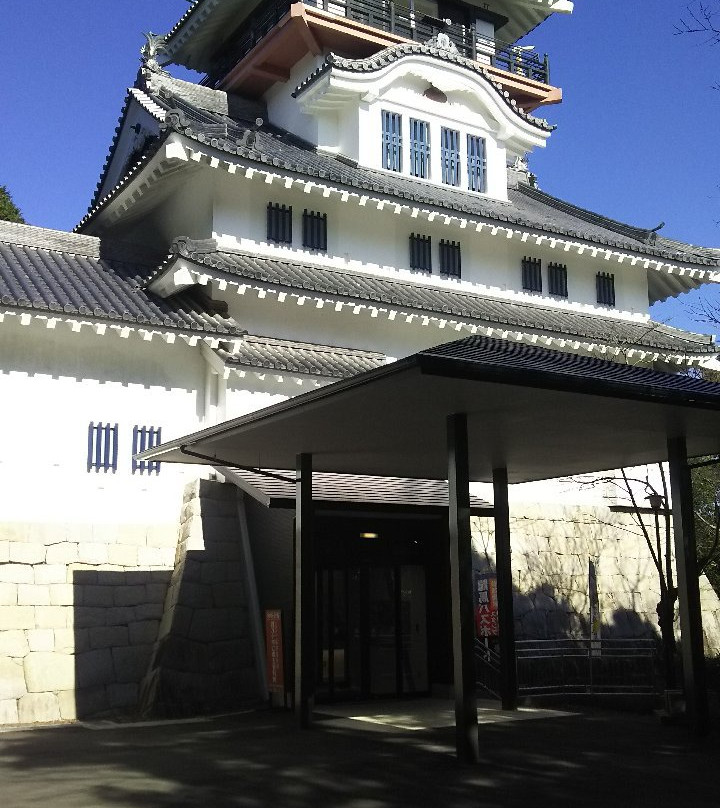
72, 569, 170, 719
138, 479, 260, 718
474, 552, 661, 644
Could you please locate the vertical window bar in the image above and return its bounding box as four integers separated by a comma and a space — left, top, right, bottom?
94, 423, 102, 472
440, 240, 461, 278
267, 203, 292, 244
132, 425, 162, 475
111, 424, 118, 474
302, 210, 327, 251
150, 427, 162, 474
522, 257, 542, 292
284, 204, 292, 244
267, 202, 275, 242
467, 135, 487, 192
441, 128, 460, 186
132, 425, 139, 473
410, 119, 430, 179
381, 110, 402, 172
409, 233, 432, 272
88, 422, 119, 473
87, 422, 95, 473
596, 272, 615, 306
548, 262, 568, 297
102, 423, 111, 472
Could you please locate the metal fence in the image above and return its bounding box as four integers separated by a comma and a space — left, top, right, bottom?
477, 638, 660, 698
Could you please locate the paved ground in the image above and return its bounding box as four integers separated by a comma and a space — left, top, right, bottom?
0, 699, 718, 807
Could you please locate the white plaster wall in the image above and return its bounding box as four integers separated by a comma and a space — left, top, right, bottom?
99, 101, 160, 200
210, 170, 654, 315
357, 78, 509, 200
0, 317, 207, 522
0, 317, 210, 724
264, 52, 326, 144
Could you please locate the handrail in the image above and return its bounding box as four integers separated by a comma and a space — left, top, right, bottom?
476, 637, 661, 696
209, 0, 550, 85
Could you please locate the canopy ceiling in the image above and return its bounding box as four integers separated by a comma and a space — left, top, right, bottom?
141, 336, 720, 484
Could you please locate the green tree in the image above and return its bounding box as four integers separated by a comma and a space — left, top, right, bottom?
0, 185, 25, 224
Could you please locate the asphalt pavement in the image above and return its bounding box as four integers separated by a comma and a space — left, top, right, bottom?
0, 699, 717, 807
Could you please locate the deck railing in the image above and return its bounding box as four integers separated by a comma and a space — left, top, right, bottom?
210, 0, 550, 86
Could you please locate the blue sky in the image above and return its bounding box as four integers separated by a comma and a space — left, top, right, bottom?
1, 0, 719, 333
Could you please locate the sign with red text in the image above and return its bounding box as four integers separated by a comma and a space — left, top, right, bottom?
474, 572, 499, 638
265, 609, 285, 694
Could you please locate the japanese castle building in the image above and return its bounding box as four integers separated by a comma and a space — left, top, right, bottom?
1, 0, 720, 725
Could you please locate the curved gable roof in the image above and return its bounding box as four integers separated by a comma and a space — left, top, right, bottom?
293, 42, 554, 133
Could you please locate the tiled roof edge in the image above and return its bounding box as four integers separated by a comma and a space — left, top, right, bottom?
163, 0, 209, 52
0, 221, 101, 257
293, 43, 554, 132
75, 131, 167, 233
169, 243, 718, 354
0, 221, 161, 266
241, 333, 386, 360
518, 182, 660, 244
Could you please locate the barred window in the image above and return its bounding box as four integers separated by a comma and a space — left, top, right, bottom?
87, 422, 118, 473
521, 256, 542, 293
467, 135, 487, 192
596, 272, 615, 306
409, 233, 432, 273
440, 127, 460, 186
548, 262, 568, 297
132, 425, 162, 475
267, 202, 292, 244
439, 239, 461, 278
302, 209, 327, 251
409, 119, 430, 179
381, 110, 402, 172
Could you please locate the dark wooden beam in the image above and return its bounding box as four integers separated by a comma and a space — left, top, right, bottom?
667, 435, 708, 735
493, 466, 517, 711
294, 452, 315, 728
447, 413, 479, 763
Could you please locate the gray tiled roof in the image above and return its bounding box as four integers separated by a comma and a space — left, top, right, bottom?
78, 70, 720, 270
422, 334, 720, 400
228, 467, 491, 512
217, 334, 386, 378
293, 44, 554, 131
166, 240, 717, 356
0, 222, 243, 336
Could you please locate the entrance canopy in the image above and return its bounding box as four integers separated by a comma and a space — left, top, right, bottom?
141, 336, 720, 483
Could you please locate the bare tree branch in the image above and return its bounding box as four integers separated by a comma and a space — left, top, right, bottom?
675, 1, 720, 44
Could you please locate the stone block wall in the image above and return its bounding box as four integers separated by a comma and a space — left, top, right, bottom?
0, 521, 176, 725
139, 479, 261, 718
473, 505, 720, 654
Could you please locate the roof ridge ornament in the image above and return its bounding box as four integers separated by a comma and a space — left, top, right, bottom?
427, 32, 459, 54
141, 32, 169, 72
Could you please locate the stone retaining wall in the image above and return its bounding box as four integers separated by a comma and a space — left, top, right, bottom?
0, 521, 176, 724
139, 479, 260, 717
473, 505, 720, 653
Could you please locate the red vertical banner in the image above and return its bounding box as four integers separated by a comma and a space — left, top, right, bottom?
474, 572, 499, 638
265, 609, 285, 694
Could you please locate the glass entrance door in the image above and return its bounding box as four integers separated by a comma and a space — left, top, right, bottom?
318, 564, 428, 700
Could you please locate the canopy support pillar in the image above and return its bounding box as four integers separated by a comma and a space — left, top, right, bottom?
494, 466, 517, 711
294, 452, 315, 728
667, 435, 707, 735
447, 413, 479, 763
